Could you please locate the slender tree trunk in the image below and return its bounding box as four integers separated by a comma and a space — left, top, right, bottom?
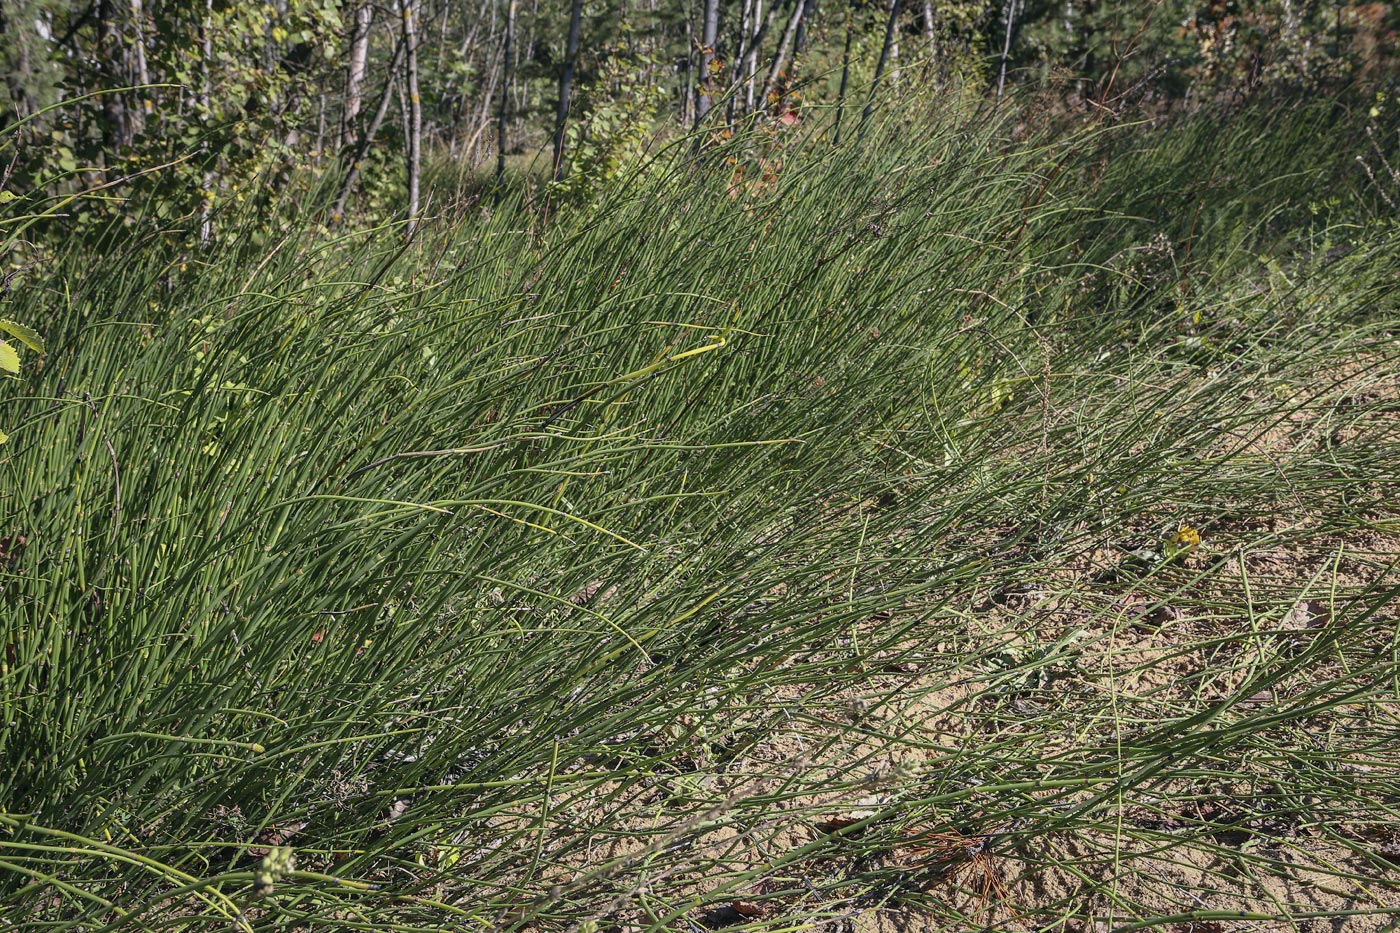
996, 0, 1018, 100
792, 0, 816, 57
761, 0, 806, 112
342, 2, 373, 150
518, 0, 536, 121
454, 0, 490, 63
748, 0, 765, 111
315, 91, 326, 159
728, 0, 750, 118
396, 75, 410, 164
552, 0, 585, 181
832, 8, 853, 145
96, 0, 132, 149
130, 0, 150, 129
921, 0, 937, 80
333, 38, 406, 222
400, 0, 422, 233
890, 28, 899, 86
744, 0, 784, 110
199, 0, 213, 245
129, 0, 148, 83
471, 4, 502, 167
695, 0, 720, 125
473, 51, 501, 167
496, 0, 517, 183
198, 0, 211, 119
859, 0, 903, 139
682, 9, 693, 124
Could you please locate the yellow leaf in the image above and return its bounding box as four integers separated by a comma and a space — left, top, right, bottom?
0, 321, 43, 354
0, 340, 19, 374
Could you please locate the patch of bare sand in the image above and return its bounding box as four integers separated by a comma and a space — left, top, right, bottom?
853, 835, 1396, 932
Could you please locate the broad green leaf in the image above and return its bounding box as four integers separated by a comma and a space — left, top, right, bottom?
0, 339, 18, 374
0, 320, 43, 354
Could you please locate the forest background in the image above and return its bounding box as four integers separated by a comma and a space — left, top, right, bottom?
2, 0, 1399, 242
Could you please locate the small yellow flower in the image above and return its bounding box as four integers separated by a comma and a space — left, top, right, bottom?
1165, 525, 1201, 560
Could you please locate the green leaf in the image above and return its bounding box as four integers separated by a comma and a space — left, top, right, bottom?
0, 339, 18, 374
0, 320, 43, 354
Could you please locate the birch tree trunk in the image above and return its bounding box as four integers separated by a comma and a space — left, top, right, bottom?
130, 0, 150, 129
695, 0, 720, 125
552, 0, 585, 181
342, 2, 374, 150
199, 0, 213, 245
333, 38, 406, 222
726, 0, 751, 109
922, 0, 937, 80
890, 30, 899, 86
400, 0, 422, 233
739, 0, 759, 115
997, 0, 1018, 101
681, 10, 693, 124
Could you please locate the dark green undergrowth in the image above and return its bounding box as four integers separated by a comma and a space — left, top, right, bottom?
2, 97, 1399, 931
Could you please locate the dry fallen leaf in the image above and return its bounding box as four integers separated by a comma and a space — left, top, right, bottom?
571, 580, 618, 606
1282, 599, 1331, 631
814, 810, 878, 834
248, 820, 307, 859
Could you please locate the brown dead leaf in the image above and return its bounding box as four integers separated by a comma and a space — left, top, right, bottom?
248, 820, 307, 858
814, 814, 871, 834
697, 904, 750, 928
1282, 599, 1331, 631
572, 580, 618, 606
1134, 604, 1183, 634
